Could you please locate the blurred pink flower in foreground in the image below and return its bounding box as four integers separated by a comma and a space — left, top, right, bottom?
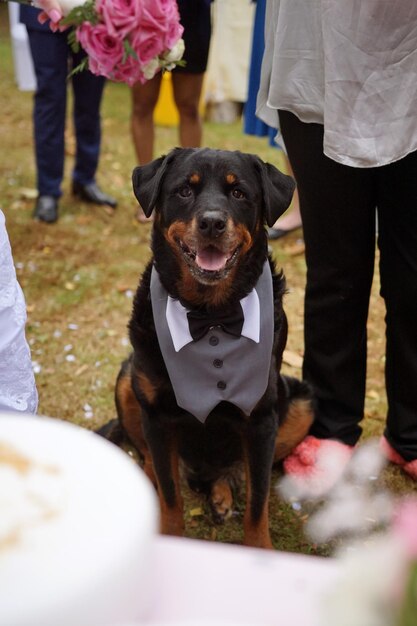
394, 498, 417, 557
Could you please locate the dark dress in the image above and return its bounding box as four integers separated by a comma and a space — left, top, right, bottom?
175, 0, 212, 74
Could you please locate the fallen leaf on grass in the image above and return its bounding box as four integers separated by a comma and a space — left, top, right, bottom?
366, 389, 380, 401
75, 364, 89, 377
189, 507, 203, 517
285, 241, 306, 256
75, 215, 94, 225
102, 205, 116, 217
188, 520, 199, 528
116, 284, 132, 293
10, 200, 24, 210
283, 349, 303, 368
19, 187, 38, 200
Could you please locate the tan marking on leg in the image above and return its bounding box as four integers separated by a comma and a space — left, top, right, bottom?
243, 501, 273, 549
136, 371, 157, 404
242, 450, 273, 549
158, 440, 185, 537
210, 479, 234, 523
274, 398, 315, 462
116, 374, 156, 485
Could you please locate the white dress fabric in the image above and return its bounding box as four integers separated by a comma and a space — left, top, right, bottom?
0, 210, 38, 413
205, 0, 255, 104
257, 0, 417, 168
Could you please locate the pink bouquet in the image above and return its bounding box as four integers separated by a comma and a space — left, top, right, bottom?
59, 0, 185, 86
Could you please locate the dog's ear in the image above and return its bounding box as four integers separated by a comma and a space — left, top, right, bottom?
132, 148, 181, 217
256, 159, 296, 227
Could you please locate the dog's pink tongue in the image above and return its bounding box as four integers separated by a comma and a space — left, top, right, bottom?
196, 246, 228, 271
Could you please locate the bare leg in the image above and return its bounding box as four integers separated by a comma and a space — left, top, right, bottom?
130, 74, 162, 164
130, 75, 162, 221
271, 158, 302, 233
171, 72, 205, 148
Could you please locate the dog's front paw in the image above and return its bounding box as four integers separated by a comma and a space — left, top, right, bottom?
209, 480, 234, 524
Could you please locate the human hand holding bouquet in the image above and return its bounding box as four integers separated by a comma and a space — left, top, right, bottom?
37, 0, 185, 85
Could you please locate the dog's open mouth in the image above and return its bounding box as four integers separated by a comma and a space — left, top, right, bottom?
179, 240, 239, 278
196, 245, 230, 271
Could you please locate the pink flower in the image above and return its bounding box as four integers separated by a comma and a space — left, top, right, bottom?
394, 498, 417, 558
130, 27, 165, 65
163, 20, 184, 50
141, 0, 181, 35
76, 23, 124, 75
111, 54, 147, 87
95, 0, 143, 39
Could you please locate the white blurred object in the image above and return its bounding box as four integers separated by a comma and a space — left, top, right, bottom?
8, 3, 37, 91
147, 535, 340, 626
0, 209, 38, 414
278, 443, 352, 501
0, 413, 159, 626
321, 534, 407, 626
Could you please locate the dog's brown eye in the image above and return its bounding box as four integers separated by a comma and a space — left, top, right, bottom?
179, 185, 192, 198
232, 189, 245, 199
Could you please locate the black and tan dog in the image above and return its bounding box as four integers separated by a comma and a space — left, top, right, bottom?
102, 147, 314, 548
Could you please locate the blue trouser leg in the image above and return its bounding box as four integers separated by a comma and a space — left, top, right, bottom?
71, 49, 106, 186
26, 29, 68, 197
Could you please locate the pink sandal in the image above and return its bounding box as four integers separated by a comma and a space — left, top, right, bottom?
283, 435, 354, 496
379, 436, 417, 480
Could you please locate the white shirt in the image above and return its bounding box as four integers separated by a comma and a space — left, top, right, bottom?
0, 210, 38, 413
257, 0, 417, 168
166, 288, 261, 352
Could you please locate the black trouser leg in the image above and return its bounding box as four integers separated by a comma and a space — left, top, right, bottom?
377, 150, 417, 461
279, 110, 377, 445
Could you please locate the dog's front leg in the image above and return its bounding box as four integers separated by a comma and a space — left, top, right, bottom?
144, 417, 184, 537
242, 412, 277, 549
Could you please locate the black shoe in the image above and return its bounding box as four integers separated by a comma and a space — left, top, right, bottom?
72, 181, 117, 209
33, 195, 59, 223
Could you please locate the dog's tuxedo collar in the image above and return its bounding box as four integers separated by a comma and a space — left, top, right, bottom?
150, 262, 274, 423
166, 286, 261, 352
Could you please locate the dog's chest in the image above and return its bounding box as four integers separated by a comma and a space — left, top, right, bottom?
150, 263, 275, 423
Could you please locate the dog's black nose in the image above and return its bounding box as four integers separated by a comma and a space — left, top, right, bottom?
198, 210, 227, 238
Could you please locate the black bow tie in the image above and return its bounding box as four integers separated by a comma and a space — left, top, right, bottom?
187, 304, 244, 341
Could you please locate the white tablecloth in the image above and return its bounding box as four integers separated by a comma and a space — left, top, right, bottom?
142, 535, 340, 626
